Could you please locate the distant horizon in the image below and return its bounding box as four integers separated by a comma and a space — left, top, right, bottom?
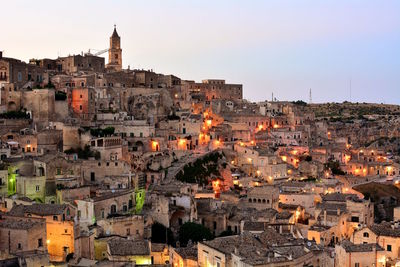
1, 0, 399, 104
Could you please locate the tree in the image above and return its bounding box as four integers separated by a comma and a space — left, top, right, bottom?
151, 222, 174, 245
218, 229, 234, 237
179, 222, 213, 246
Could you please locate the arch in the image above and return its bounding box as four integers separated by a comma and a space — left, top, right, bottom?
8, 101, 17, 111
110, 204, 117, 214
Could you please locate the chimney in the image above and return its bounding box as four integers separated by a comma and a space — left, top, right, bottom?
337, 208, 341, 216
324, 210, 327, 225
0, 51, 2, 59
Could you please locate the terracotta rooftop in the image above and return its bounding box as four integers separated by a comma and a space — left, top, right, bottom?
0, 216, 44, 230
340, 240, 384, 253
370, 222, 400, 238
174, 244, 198, 261
108, 238, 150, 256
9, 203, 67, 216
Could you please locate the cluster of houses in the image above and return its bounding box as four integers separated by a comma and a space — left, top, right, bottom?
1, 27, 400, 267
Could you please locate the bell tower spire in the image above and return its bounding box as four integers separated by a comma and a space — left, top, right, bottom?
106, 25, 122, 71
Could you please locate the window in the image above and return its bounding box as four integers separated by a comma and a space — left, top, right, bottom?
126, 228, 130, 235
355, 263, 360, 267
53, 215, 58, 221
111, 204, 116, 214
38, 238, 43, 247
79, 105, 82, 110
387, 244, 392, 251
35, 185, 40, 192
18, 243, 22, 250
101, 209, 105, 219
363, 232, 369, 238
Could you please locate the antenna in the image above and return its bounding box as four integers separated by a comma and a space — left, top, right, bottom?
309, 88, 312, 104
272, 92, 274, 102
349, 78, 352, 102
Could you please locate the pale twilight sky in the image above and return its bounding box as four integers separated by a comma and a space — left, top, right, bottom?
1, 0, 399, 104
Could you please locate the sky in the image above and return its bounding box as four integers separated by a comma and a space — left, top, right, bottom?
1, 0, 399, 104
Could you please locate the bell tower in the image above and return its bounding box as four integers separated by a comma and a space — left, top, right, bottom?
106, 25, 122, 71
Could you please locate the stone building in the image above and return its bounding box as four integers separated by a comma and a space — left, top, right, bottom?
334, 240, 385, 267
170, 244, 197, 267
351, 222, 400, 265
244, 186, 280, 210
56, 54, 105, 74
0, 215, 47, 255
106, 238, 151, 264
198, 229, 325, 267
9, 203, 75, 262
75, 189, 136, 225
182, 79, 242, 101
97, 213, 144, 238
0, 52, 45, 89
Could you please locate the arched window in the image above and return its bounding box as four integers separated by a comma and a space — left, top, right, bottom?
363, 232, 369, 238
249, 199, 252, 203
110, 204, 116, 214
